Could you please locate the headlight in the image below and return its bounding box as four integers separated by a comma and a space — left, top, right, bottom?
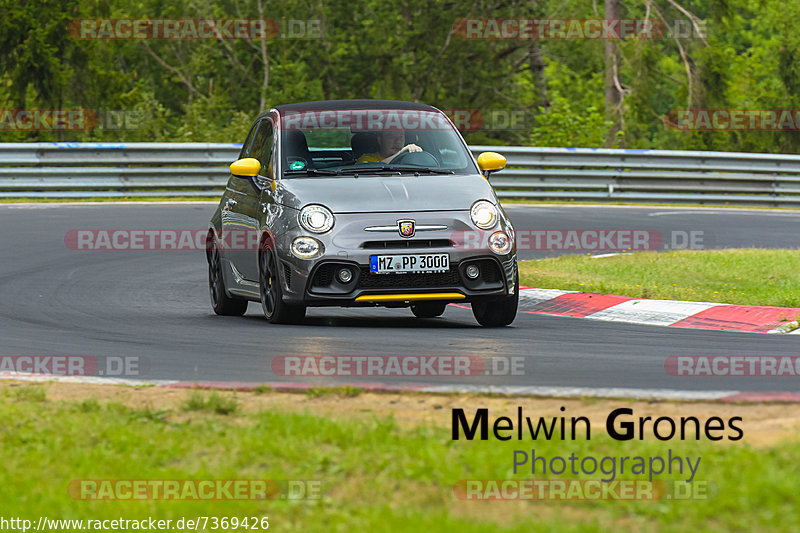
470, 200, 498, 229
488, 231, 512, 254
291, 236, 322, 259
299, 204, 334, 233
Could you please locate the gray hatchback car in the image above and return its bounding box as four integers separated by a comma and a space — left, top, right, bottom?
207, 100, 518, 326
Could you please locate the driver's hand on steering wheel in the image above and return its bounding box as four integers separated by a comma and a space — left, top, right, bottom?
400, 143, 422, 154
382, 144, 422, 163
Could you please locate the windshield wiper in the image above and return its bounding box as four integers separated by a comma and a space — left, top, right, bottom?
283, 168, 341, 176
390, 166, 454, 175
337, 165, 454, 175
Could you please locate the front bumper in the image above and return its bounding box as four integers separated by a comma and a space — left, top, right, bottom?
275, 210, 517, 307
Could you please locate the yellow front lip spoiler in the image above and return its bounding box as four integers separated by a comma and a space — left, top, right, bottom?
354, 292, 466, 303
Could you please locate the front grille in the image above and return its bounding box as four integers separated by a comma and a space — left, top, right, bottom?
362, 239, 452, 250
357, 266, 461, 289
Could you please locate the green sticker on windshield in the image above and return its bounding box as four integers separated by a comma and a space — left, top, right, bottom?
290, 161, 305, 170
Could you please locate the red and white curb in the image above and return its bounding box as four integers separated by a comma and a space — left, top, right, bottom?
518, 287, 800, 334
2, 373, 799, 403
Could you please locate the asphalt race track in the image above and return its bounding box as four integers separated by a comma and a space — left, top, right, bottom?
503, 204, 800, 260
1, 203, 798, 395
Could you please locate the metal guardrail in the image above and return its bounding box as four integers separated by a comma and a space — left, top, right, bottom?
2, 142, 800, 206
0, 143, 239, 198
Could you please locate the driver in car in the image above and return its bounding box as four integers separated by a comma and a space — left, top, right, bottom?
358, 130, 423, 163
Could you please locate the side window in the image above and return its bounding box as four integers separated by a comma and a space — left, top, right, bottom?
250, 120, 274, 178
240, 121, 260, 159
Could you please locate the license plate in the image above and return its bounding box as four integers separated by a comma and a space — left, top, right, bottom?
370, 253, 449, 274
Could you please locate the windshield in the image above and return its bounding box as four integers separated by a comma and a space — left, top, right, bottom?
278, 108, 479, 177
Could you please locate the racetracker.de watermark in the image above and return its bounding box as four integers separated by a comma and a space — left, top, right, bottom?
0, 355, 142, 377
666, 109, 800, 131
452, 479, 712, 500
68, 479, 321, 500
0, 109, 148, 131
442, 109, 529, 131
280, 108, 527, 131
64, 229, 709, 252
453, 229, 707, 252
271, 355, 524, 377
68, 18, 322, 40
280, 109, 454, 131
0, 109, 90, 131
66, 229, 217, 251
666, 355, 800, 377
453, 18, 706, 40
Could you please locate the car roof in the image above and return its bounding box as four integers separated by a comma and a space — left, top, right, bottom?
267, 99, 439, 116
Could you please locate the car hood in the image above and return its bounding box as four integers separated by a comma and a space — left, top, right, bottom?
274, 174, 496, 213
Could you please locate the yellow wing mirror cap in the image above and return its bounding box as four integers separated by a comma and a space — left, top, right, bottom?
230, 158, 261, 177
477, 152, 507, 174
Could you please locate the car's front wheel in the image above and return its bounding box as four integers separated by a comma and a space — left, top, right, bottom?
258, 246, 306, 324
471, 273, 519, 327
208, 237, 248, 316
411, 302, 448, 318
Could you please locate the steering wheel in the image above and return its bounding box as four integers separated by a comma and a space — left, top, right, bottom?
389, 151, 439, 167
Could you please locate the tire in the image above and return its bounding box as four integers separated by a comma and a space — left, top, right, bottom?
471, 272, 519, 327
208, 237, 248, 316
258, 245, 306, 324
411, 302, 448, 318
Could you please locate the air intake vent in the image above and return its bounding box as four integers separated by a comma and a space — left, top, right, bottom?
283, 263, 292, 290
362, 239, 452, 250
357, 266, 461, 289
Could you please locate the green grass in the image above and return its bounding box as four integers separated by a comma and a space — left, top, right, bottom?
181, 390, 240, 415
6, 384, 48, 402
1, 386, 799, 532
305, 386, 364, 398
519, 249, 800, 308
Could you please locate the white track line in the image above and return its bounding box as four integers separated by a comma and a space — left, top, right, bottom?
648, 210, 800, 217
419, 384, 735, 401
0, 373, 740, 401
584, 299, 720, 326
767, 321, 800, 334
518, 288, 797, 334
590, 253, 632, 259
519, 288, 577, 306
0, 373, 177, 386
